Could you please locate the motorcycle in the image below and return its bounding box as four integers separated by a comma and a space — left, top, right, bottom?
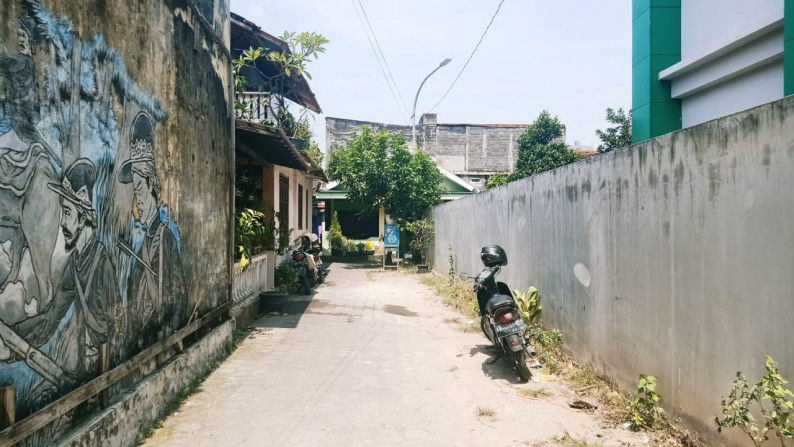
461, 245, 536, 382
292, 234, 325, 294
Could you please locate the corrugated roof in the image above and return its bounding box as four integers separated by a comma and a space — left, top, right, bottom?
230, 12, 322, 113
235, 121, 309, 171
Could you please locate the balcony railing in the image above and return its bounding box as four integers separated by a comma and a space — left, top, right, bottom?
231, 253, 270, 318
235, 91, 274, 122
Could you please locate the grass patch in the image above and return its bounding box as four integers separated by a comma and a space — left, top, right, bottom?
476, 406, 497, 421
551, 430, 603, 447
419, 275, 479, 320
519, 386, 552, 400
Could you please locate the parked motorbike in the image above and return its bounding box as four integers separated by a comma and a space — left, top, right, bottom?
461, 245, 536, 382
292, 234, 325, 294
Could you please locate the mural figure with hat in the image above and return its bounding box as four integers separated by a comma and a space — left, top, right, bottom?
118, 112, 186, 350
0, 158, 121, 407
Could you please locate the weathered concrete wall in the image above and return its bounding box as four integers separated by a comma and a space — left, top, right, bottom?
0, 0, 232, 429
326, 116, 527, 188
432, 96, 794, 445
57, 320, 234, 447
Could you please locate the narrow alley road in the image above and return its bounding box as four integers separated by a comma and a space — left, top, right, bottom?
143, 263, 644, 446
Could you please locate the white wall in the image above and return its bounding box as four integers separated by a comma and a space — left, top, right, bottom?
681, 0, 782, 59
660, 0, 784, 128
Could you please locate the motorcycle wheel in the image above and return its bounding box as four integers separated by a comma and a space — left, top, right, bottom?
513, 350, 531, 382
316, 271, 324, 284
301, 275, 311, 295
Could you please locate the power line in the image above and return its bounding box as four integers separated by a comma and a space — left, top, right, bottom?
356, 0, 411, 120
350, 0, 409, 123
429, 0, 506, 113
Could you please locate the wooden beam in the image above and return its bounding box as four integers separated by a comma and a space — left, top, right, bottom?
0, 301, 231, 445
0, 386, 15, 429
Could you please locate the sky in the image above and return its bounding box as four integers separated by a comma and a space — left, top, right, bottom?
230, 0, 632, 152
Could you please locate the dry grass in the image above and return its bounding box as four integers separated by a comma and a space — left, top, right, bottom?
420, 275, 479, 319
518, 386, 552, 400
475, 406, 497, 422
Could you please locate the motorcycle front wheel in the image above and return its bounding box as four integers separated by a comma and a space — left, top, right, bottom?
301, 275, 311, 295
513, 350, 531, 382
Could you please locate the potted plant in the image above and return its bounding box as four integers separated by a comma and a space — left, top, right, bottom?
406, 219, 434, 273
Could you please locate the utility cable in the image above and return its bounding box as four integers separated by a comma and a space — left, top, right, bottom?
429, 0, 506, 112
350, 0, 410, 123
356, 0, 411, 120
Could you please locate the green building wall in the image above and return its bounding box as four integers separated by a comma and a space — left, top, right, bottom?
786, 0, 794, 96
632, 0, 682, 143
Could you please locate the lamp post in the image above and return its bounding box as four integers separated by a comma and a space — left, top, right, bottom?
411, 58, 451, 147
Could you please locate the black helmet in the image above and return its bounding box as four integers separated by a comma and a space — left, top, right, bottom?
480, 245, 507, 267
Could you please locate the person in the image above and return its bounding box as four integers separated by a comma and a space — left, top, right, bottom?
0, 16, 41, 147
0, 159, 121, 396
118, 113, 187, 350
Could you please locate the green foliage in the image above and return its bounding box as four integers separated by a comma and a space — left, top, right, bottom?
715, 356, 794, 446
305, 140, 324, 168
329, 211, 347, 254
274, 260, 298, 293
596, 107, 632, 153
406, 219, 435, 265
328, 126, 444, 225
512, 286, 541, 323
235, 209, 276, 268
532, 328, 565, 375
346, 240, 358, 254
265, 31, 329, 80
629, 374, 661, 430
356, 242, 366, 254
275, 211, 292, 255
484, 173, 507, 190
509, 110, 581, 181
521, 110, 564, 146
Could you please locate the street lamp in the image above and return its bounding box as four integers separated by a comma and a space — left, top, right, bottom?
411, 58, 451, 147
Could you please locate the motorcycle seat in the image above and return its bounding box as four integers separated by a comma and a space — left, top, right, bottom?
485, 294, 515, 315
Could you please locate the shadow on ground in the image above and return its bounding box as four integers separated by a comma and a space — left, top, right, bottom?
469, 344, 526, 384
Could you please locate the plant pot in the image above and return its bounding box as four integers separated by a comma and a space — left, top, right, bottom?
417, 265, 429, 273
259, 291, 288, 313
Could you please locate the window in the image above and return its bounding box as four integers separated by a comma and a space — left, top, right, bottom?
298, 184, 304, 229
279, 176, 289, 224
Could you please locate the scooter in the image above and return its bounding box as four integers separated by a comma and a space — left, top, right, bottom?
292, 234, 326, 294
461, 245, 536, 382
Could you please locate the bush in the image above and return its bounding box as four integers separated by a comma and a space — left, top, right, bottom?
406, 219, 434, 265
346, 240, 358, 254
356, 242, 366, 254
235, 209, 276, 266
329, 211, 346, 255
274, 260, 297, 293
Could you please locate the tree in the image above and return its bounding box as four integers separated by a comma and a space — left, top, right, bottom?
509, 110, 581, 181
406, 219, 435, 265
484, 173, 507, 190
328, 126, 444, 225
596, 107, 632, 153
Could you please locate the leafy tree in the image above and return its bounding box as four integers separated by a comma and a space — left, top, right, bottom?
596, 107, 632, 153
328, 126, 444, 225
509, 110, 580, 181
406, 219, 435, 265
484, 173, 507, 190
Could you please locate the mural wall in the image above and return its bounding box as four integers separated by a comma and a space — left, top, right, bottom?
0, 0, 232, 423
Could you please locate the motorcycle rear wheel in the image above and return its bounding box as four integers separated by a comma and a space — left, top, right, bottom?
513, 350, 531, 382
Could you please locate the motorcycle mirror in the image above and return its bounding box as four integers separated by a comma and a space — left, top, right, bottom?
459, 272, 469, 281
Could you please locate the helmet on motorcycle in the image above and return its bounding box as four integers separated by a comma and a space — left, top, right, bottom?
480, 245, 507, 267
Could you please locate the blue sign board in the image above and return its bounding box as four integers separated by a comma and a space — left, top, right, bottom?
384, 224, 400, 246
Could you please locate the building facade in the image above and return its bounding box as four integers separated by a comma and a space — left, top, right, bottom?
633, 0, 794, 142
326, 115, 527, 189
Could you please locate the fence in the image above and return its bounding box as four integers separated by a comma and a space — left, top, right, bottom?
431, 96, 794, 444
231, 253, 271, 324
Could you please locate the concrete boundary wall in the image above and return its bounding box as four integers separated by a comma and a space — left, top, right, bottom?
57, 320, 234, 447
432, 96, 794, 444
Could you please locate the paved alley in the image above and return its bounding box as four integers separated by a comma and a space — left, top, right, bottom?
143, 263, 645, 446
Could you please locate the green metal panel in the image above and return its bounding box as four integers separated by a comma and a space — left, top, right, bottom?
632, 0, 681, 143
786, 0, 794, 95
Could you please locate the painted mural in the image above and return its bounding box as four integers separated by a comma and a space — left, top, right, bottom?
0, 0, 188, 419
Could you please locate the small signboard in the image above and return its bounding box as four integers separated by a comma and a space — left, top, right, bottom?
384, 225, 400, 246
383, 224, 399, 269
